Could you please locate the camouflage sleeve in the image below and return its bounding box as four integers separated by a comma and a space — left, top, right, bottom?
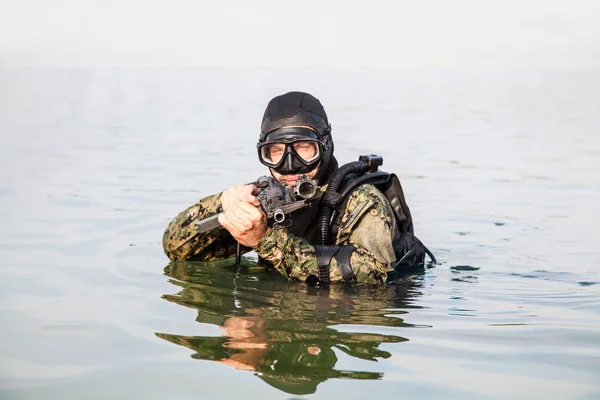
253, 184, 397, 284
162, 193, 246, 261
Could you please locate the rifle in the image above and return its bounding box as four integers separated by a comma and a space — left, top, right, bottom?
194, 175, 319, 234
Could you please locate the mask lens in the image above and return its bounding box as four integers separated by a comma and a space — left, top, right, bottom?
258, 138, 322, 171
260, 143, 286, 166
292, 141, 320, 163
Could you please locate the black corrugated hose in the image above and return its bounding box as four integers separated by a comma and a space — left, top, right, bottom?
317, 160, 369, 246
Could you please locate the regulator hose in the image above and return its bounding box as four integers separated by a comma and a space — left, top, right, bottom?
317, 160, 369, 246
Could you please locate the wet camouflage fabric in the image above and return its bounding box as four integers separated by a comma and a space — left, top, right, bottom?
162, 193, 248, 261
254, 184, 396, 284
163, 184, 397, 284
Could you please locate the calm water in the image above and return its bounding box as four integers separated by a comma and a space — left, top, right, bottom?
0, 66, 599, 399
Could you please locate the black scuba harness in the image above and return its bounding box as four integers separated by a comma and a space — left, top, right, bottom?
313, 154, 436, 285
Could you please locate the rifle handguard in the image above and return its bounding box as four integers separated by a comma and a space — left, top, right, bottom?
194, 175, 317, 234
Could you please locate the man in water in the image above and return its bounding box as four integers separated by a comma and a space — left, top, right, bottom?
162, 91, 433, 284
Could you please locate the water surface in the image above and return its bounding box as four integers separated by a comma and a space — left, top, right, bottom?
0, 66, 599, 399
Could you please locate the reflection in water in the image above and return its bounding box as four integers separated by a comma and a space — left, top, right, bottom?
156, 261, 426, 395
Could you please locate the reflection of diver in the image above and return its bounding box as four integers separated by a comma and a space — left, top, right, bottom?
157, 261, 425, 395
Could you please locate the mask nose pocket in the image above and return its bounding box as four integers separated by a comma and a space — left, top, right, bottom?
278, 151, 302, 174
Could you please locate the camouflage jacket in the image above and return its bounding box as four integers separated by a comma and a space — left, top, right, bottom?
162, 184, 398, 284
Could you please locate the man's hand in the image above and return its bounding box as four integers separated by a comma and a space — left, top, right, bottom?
220, 184, 260, 211
218, 201, 270, 247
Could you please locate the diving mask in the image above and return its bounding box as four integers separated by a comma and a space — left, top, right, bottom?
257, 127, 323, 175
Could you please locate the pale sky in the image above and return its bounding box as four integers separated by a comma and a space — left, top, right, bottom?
1, 0, 599, 67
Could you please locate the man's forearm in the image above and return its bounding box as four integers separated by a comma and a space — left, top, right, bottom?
163, 193, 238, 261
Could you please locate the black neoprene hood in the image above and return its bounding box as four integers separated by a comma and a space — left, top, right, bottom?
260, 91, 331, 140
258, 91, 337, 182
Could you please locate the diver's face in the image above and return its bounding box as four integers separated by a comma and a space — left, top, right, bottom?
269, 163, 320, 187
259, 126, 323, 185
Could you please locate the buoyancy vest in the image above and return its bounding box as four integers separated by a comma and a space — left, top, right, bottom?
283, 155, 436, 282
329, 171, 436, 272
